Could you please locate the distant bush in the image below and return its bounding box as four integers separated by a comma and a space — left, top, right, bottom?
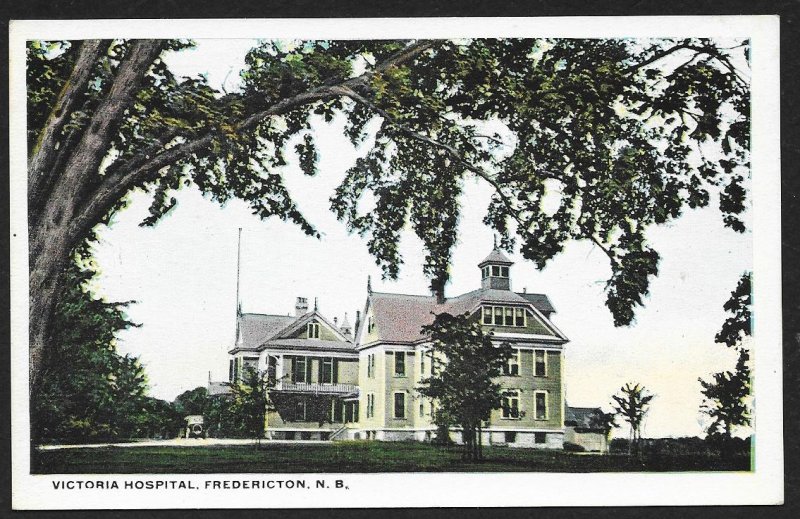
610, 436, 752, 458
563, 442, 586, 452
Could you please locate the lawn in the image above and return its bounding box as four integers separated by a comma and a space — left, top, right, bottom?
33, 441, 751, 474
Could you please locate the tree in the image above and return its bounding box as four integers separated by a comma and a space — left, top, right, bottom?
227, 367, 272, 445
417, 312, 513, 460
27, 37, 750, 401
699, 272, 752, 454
173, 386, 210, 417
589, 409, 619, 438
611, 382, 655, 457
32, 260, 152, 444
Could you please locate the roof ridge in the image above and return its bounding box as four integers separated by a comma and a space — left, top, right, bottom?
371, 291, 434, 299
241, 312, 295, 318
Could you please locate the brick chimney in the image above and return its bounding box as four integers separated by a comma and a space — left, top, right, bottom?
295, 297, 308, 317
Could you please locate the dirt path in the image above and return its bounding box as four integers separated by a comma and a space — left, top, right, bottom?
38, 438, 329, 450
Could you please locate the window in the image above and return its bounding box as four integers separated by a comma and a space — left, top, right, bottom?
294, 399, 307, 421
503, 349, 520, 376
292, 356, 309, 383
535, 391, 548, 420
505, 431, 517, 443
394, 392, 406, 419
502, 391, 520, 419
492, 265, 501, 276
534, 350, 547, 377
366, 353, 376, 378
267, 356, 277, 384
332, 400, 343, 423
366, 393, 375, 418
535, 432, 547, 444
233, 357, 241, 381
482, 306, 528, 327
419, 401, 425, 417
420, 350, 425, 376
367, 316, 375, 333
500, 266, 509, 277
321, 357, 336, 384
228, 359, 235, 382
307, 322, 320, 339
395, 351, 406, 376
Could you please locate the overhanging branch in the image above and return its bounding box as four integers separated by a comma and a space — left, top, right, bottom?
70, 40, 437, 243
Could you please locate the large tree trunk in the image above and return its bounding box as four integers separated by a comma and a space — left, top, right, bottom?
27, 40, 166, 449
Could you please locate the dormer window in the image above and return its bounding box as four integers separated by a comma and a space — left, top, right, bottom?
307, 322, 320, 339
482, 305, 527, 327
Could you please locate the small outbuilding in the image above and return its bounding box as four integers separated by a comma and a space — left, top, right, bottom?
564, 406, 610, 453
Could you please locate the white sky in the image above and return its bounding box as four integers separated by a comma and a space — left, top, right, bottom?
91, 39, 753, 439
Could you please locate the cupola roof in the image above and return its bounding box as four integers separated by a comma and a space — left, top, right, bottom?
478, 248, 514, 267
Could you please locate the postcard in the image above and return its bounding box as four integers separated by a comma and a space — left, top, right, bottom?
9, 16, 782, 509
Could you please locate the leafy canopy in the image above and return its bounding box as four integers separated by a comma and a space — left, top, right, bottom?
699, 272, 752, 439
28, 38, 750, 327
32, 262, 157, 442
417, 312, 513, 458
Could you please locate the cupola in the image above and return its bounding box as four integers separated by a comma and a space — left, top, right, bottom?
478, 246, 514, 290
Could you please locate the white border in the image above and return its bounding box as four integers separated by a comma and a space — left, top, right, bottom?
9, 16, 782, 509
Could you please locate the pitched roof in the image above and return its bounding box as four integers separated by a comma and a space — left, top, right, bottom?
235, 313, 296, 351
207, 381, 231, 396
478, 248, 514, 267
517, 292, 556, 314
366, 288, 561, 343
565, 406, 603, 430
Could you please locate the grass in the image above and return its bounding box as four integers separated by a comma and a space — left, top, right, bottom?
33, 441, 751, 474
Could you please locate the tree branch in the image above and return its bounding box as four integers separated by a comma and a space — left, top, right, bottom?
328, 84, 531, 237
622, 42, 698, 74
70, 40, 437, 244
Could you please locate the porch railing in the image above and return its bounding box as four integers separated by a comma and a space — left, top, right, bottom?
274, 381, 358, 395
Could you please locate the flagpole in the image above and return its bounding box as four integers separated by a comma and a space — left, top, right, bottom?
236, 227, 242, 316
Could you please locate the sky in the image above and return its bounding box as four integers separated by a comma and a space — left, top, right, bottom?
90, 39, 753, 439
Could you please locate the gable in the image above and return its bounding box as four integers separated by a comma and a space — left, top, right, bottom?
286, 319, 343, 341
273, 311, 349, 343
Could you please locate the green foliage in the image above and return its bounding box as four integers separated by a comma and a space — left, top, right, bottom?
28, 37, 750, 331
589, 409, 619, 435
269, 393, 337, 427
227, 367, 272, 443
699, 272, 752, 448
715, 272, 752, 348
173, 386, 209, 416
417, 312, 513, 460
611, 382, 655, 456
32, 263, 166, 443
